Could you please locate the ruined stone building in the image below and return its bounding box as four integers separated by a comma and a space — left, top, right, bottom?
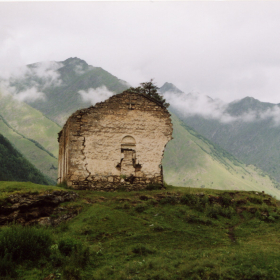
58, 91, 173, 190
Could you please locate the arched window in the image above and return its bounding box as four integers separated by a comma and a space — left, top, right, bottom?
116, 135, 142, 176
121, 135, 136, 150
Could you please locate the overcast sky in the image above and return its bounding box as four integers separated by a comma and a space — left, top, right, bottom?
1, 1, 280, 103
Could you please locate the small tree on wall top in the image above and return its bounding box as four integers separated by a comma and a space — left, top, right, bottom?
127, 79, 169, 108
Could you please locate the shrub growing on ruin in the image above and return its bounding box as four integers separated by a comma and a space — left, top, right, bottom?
127, 79, 170, 108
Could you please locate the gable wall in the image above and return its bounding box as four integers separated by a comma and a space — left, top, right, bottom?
58, 92, 173, 190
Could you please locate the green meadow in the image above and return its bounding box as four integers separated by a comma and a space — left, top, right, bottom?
1, 181, 280, 279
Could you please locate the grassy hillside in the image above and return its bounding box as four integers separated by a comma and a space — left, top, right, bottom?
163, 114, 280, 199
0, 91, 61, 157
2, 181, 280, 279
171, 97, 280, 183
0, 135, 49, 184
0, 114, 58, 184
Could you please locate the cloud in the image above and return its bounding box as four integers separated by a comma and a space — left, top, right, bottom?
258, 106, 280, 126
78, 86, 114, 105
0, 80, 17, 96
0, 81, 45, 102
164, 91, 229, 120
0, 59, 63, 103
73, 64, 87, 76
12, 87, 45, 102
164, 90, 280, 126
27, 61, 63, 88
118, 79, 130, 88
1, 2, 280, 104
0, 26, 26, 80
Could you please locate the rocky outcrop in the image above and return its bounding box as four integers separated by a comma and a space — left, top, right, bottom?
0, 190, 79, 226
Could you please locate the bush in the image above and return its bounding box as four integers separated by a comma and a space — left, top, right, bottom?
160, 196, 178, 205
70, 244, 90, 268
57, 180, 70, 189
49, 238, 90, 278
185, 214, 212, 225
0, 254, 17, 278
62, 265, 82, 280
206, 204, 235, 219
132, 244, 155, 256
146, 183, 163, 190
135, 204, 146, 213
219, 194, 233, 207
0, 225, 52, 264
180, 194, 198, 206
194, 196, 210, 212
248, 197, 263, 205
0, 227, 91, 278
58, 237, 90, 267
58, 237, 82, 256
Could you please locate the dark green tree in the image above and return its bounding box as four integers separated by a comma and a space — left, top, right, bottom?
127, 79, 169, 108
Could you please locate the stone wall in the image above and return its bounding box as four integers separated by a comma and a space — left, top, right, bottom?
58, 91, 173, 191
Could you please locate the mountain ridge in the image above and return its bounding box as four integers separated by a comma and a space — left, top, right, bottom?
160, 83, 280, 183
2, 58, 279, 197
21, 57, 130, 125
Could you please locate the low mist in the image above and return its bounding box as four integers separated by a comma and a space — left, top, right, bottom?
0, 61, 63, 103
163, 90, 280, 126
78, 86, 114, 105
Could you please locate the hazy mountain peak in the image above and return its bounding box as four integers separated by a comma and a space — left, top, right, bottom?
243, 96, 257, 101
227, 96, 276, 116
62, 57, 89, 67
185, 91, 214, 102
159, 82, 183, 94
231, 96, 261, 105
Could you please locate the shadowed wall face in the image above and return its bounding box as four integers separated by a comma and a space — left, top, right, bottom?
58, 92, 173, 191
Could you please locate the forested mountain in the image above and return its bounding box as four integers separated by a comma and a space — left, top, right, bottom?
0, 133, 49, 184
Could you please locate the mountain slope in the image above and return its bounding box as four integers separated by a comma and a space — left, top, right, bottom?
163, 114, 280, 199
11, 57, 130, 125
171, 97, 280, 183
160, 83, 280, 184
160, 82, 184, 94
0, 91, 61, 157
0, 113, 58, 184
0, 134, 49, 184
0, 57, 129, 182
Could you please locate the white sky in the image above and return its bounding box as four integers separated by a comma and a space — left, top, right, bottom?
1, 1, 280, 103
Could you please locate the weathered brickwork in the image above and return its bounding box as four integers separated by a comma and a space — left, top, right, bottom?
58, 91, 173, 191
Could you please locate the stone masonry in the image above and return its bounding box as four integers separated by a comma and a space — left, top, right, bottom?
58, 91, 173, 191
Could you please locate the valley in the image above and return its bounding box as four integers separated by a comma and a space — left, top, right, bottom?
2, 57, 280, 200
2, 58, 280, 280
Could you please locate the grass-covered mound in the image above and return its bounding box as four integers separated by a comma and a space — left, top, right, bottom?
1, 181, 280, 279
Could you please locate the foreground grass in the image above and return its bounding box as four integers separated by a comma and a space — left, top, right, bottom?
1, 181, 280, 279
0, 181, 61, 202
